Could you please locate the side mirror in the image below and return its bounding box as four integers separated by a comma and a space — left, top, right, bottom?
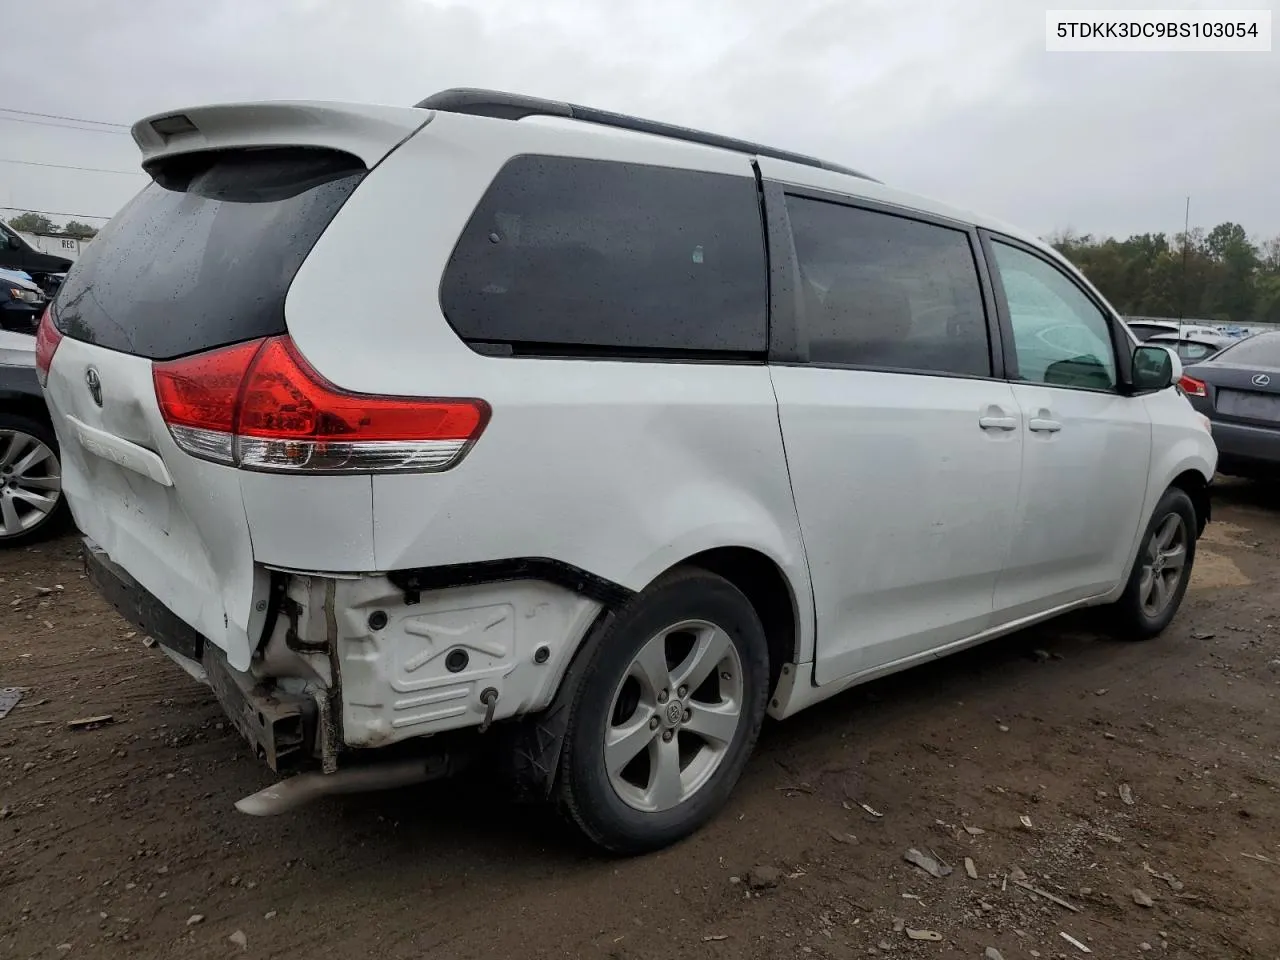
1132, 344, 1181, 392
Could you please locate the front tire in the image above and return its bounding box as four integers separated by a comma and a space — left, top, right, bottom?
555, 568, 769, 854
1107, 487, 1198, 640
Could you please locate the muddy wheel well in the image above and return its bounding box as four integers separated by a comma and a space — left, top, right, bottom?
683, 547, 798, 694
0, 395, 52, 428
1170, 470, 1211, 535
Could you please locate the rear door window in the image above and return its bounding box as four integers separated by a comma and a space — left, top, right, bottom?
785, 196, 992, 377
440, 156, 768, 357
54, 147, 365, 360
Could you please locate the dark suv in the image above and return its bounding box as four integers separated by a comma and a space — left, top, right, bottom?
0, 221, 73, 296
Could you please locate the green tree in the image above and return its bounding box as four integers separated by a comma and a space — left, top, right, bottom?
61, 221, 98, 240
1201, 222, 1257, 322
1053, 223, 1277, 325
6, 212, 56, 234
1254, 275, 1280, 324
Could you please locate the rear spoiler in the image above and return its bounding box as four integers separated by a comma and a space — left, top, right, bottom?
131, 101, 432, 171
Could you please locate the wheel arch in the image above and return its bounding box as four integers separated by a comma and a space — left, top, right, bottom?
0, 393, 54, 429
1168, 468, 1211, 535
674, 545, 802, 697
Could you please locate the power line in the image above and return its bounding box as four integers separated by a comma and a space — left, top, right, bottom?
0, 157, 141, 176
0, 205, 114, 221
0, 106, 130, 128
0, 115, 130, 136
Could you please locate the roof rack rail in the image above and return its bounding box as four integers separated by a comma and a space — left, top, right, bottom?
414, 88, 879, 183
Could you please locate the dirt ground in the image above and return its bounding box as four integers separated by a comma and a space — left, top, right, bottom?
3, 481, 1280, 960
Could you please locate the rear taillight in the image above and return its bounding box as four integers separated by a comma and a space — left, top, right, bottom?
34, 306, 63, 387
153, 336, 490, 473
1178, 375, 1207, 397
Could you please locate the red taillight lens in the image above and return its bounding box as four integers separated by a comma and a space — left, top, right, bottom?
34, 306, 63, 387
153, 336, 489, 473
153, 338, 264, 464
1178, 375, 1207, 397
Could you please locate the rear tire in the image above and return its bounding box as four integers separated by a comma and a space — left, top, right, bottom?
555, 568, 769, 854
0, 413, 69, 548
1105, 487, 1197, 640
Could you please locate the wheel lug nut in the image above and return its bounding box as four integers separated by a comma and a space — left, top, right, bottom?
677, 685, 688, 698
662, 730, 673, 742
682, 709, 691, 723
649, 716, 659, 730
658, 690, 668, 704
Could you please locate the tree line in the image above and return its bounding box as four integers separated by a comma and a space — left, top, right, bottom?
5, 212, 98, 240
1050, 223, 1280, 326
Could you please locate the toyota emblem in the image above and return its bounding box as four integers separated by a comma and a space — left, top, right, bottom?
85, 367, 103, 407
1252, 373, 1271, 387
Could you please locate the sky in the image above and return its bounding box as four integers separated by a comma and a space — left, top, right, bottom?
1, 0, 1276, 240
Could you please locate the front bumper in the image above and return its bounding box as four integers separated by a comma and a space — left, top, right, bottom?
83, 539, 318, 772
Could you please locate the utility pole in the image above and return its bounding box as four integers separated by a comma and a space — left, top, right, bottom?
1177, 195, 1190, 329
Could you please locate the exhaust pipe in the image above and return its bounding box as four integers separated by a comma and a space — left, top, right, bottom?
235, 757, 452, 816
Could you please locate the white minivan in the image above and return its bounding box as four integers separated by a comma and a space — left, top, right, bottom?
39, 89, 1216, 853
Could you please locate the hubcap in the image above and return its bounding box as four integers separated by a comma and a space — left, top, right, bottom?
1139, 512, 1188, 618
0, 430, 60, 539
605, 619, 744, 813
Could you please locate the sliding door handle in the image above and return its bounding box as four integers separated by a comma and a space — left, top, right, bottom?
1028, 417, 1062, 433
978, 415, 1018, 431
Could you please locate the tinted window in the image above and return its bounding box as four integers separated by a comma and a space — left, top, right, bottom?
54, 148, 364, 360
785, 197, 990, 376
1216, 334, 1280, 367
991, 242, 1117, 391
440, 156, 767, 356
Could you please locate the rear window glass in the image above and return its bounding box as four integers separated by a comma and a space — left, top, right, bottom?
1216, 334, 1280, 367
440, 155, 767, 357
54, 147, 364, 360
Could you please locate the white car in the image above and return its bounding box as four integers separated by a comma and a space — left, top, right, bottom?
39, 89, 1216, 853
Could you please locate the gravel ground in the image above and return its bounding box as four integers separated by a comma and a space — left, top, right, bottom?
3, 479, 1280, 960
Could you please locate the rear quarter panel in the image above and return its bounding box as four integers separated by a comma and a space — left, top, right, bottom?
283, 111, 816, 664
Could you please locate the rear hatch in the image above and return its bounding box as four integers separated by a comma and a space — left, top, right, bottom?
40, 102, 428, 670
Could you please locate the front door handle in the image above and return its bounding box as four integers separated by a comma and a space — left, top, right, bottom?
1028, 417, 1062, 433
978, 415, 1018, 431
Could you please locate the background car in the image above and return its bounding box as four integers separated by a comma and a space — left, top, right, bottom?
1147, 330, 1235, 364
1, 267, 47, 334
0, 221, 73, 297
0, 324, 68, 545
1180, 330, 1280, 478
1126, 319, 1182, 341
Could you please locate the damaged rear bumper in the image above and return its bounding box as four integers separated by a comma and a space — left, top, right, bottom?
83, 540, 319, 772
83, 537, 610, 776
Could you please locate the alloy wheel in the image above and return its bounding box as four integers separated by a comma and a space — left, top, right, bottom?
605, 619, 744, 813
0, 430, 62, 540
1139, 511, 1188, 618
